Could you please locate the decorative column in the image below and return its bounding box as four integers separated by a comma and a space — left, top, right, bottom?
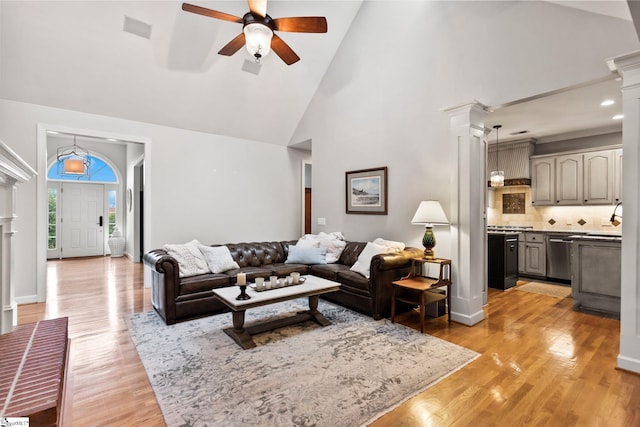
608, 51, 640, 373
444, 101, 489, 326
0, 140, 36, 334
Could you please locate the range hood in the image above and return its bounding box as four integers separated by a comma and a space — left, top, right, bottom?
487, 139, 535, 187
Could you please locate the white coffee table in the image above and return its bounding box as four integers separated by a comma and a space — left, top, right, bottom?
212, 275, 340, 349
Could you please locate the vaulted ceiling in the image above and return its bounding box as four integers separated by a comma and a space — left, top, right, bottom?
0, 1, 362, 146
0, 1, 636, 147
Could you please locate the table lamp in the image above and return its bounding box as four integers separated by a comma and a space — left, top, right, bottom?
411, 200, 449, 259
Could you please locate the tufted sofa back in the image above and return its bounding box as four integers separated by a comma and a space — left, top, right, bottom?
225, 242, 286, 268
339, 242, 367, 267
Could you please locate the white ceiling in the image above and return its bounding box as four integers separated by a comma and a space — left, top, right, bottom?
486, 77, 623, 144
0, 1, 634, 148
0, 1, 362, 146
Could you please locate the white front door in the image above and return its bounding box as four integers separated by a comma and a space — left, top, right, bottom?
61, 183, 105, 258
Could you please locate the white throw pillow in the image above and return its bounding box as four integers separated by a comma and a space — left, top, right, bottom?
350, 242, 392, 279
296, 235, 321, 248
198, 245, 240, 274
373, 238, 405, 252
163, 240, 209, 278
299, 232, 347, 263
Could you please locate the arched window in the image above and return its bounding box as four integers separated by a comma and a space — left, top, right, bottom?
47, 155, 117, 182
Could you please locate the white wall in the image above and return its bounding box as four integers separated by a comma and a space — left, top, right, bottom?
291, 0, 638, 253
0, 99, 308, 302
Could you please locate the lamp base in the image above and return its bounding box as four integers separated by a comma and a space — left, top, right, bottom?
423, 248, 436, 260
422, 226, 436, 260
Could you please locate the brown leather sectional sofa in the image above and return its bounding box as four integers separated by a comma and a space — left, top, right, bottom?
143, 240, 422, 325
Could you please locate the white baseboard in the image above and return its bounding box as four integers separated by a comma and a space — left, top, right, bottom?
617, 354, 640, 374
15, 295, 39, 305
450, 309, 485, 326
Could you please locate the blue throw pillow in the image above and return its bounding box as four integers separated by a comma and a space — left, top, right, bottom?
285, 246, 327, 265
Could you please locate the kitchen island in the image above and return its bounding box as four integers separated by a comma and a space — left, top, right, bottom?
570, 234, 621, 317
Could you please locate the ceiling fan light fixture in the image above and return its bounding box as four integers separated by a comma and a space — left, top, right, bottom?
243, 22, 273, 61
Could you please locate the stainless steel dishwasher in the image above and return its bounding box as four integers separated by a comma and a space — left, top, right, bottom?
546, 234, 573, 282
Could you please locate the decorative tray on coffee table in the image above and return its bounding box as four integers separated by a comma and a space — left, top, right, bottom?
250, 276, 306, 292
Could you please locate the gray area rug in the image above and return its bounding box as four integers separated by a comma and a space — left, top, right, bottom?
128, 299, 479, 427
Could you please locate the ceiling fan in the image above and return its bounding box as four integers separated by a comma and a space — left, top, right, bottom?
181, 1, 328, 65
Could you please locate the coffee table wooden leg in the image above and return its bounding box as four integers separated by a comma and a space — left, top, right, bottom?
307, 295, 331, 326
223, 310, 256, 349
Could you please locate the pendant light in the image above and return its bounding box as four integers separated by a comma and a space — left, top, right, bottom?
490, 124, 504, 187
57, 135, 91, 177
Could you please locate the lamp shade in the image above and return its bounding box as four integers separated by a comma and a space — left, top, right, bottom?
243, 23, 273, 59
411, 201, 449, 226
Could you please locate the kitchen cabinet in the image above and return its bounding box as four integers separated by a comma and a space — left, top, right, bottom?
555, 154, 583, 205
614, 148, 623, 203
518, 241, 525, 274
571, 237, 621, 316
531, 157, 555, 206
531, 146, 622, 206
584, 151, 613, 204
522, 232, 546, 276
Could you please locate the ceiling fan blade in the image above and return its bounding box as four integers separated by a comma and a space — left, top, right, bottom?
271, 34, 300, 65
182, 3, 243, 23
248, 0, 267, 18
218, 33, 246, 56
273, 17, 327, 33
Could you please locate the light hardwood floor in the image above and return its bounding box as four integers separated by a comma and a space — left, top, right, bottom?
18, 257, 640, 426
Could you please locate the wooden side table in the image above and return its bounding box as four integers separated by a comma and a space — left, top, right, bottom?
391, 258, 452, 333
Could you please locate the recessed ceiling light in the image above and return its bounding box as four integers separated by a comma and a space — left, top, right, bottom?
106, 138, 118, 142
601, 99, 615, 107
613, 114, 624, 120
47, 131, 60, 134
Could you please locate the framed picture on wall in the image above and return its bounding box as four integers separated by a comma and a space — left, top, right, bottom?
345, 167, 388, 214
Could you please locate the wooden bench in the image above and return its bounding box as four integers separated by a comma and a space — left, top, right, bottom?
0, 317, 69, 426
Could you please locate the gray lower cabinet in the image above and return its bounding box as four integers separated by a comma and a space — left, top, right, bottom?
522, 233, 546, 276
518, 241, 525, 274
571, 238, 621, 316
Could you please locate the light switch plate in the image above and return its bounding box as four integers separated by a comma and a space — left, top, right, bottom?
317, 217, 326, 225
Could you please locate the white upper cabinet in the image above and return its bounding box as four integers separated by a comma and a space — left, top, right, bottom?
613, 148, 623, 204
531, 146, 621, 206
555, 154, 583, 205
584, 151, 614, 204
531, 157, 555, 206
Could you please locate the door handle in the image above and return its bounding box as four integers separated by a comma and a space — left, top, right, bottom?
98, 216, 103, 227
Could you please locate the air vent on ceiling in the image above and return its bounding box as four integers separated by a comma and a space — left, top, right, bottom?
123, 16, 152, 39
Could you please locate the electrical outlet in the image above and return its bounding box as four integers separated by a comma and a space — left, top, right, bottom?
566, 217, 572, 225
317, 217, 326, 225
601, 217, 612, 226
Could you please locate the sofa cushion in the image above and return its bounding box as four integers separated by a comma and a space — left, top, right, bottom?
309, 263, 351, 281
163, 240, 210, 278
285, 246, 327, 265
350, 242, 391, 278
269, 263, 309, 277
338, 242, 367, 267
198, 245, 240, 273
336, 270, 370, 294
179, 273, 230, 296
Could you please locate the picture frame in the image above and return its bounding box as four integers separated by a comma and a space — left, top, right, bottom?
345, 167, 388, 215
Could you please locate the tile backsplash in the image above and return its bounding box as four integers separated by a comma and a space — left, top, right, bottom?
487, 186, 621, 232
